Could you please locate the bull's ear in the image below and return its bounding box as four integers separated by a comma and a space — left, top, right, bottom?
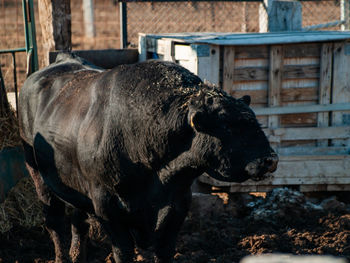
239, 95, 251, 106
190, 111, 207, 132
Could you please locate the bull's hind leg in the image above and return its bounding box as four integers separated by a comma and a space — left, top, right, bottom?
69, 209, 89, 262
23, 140, 70, 263
90, 183, 135, 263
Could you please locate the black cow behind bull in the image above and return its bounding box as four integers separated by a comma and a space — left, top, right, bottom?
18, 54, 278, 263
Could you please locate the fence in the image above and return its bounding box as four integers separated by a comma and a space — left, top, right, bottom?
0, 0, 348, 93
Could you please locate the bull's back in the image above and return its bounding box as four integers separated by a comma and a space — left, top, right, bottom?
19, 62, 102, 146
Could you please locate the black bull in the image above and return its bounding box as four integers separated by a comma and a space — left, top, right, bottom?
18, 54, 278, 263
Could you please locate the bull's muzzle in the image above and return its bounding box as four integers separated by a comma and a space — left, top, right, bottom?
245, 153, 278, 181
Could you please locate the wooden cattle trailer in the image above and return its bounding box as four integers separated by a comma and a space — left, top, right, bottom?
139, 31, 350, 192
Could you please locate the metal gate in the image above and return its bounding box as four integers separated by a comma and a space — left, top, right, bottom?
0, 0, 38, 112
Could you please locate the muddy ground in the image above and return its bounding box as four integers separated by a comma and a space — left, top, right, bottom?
0, 179, 350, 263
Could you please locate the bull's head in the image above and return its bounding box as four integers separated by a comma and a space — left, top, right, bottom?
188, 89, 278, 183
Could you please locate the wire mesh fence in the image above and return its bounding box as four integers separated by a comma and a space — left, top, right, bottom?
126, 0, 347, 46
0, 0, 348, 92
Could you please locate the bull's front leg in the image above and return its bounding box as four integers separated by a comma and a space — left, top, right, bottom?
154, 189, 192, 263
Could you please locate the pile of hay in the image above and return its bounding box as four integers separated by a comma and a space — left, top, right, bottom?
0, 105, 21, 150
0, 78, 39, 233
0, 82, 21, 150
0, 176, 43, 233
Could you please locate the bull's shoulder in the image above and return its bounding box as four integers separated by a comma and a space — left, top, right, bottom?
114, 60, 201, 89
107, 60, 203, 106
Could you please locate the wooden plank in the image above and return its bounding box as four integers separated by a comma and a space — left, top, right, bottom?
284, 57, 320, 66
268, 45, 283, 132
145, 36, 157, 53
263, 126, 350, 142
138, 35, 147, 62
197, 45, 220, 86
281, 87, 318, 102
223, 46, 235, 93
232, 81, 268, 91
235, 45, 269, 59
280, 113, 317, 127
253, 102, 350, 115
257, 116, 268, 128
235, 58, 268, 67
282, 79, 318, 88
326, 185, 350, 191
158, 39, 175, 62
281, 140, 316, 147
234, 67, 268, 81
278, 154, 350, 161
276, 146, 350, 156
283, 43, 321, 58
269, 0, 302, 32
318, 43, 333, 146
332, 41, 350, 146
283, 65, 319, 79
230, 90, 267, 104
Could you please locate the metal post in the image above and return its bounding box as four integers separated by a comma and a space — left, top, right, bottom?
83, 0, 96, 38
27, 0, 38, 72
22, 0, 30, 53
11, 53, 18, 113
22, 0, 38, 73
120, 2, 128, 49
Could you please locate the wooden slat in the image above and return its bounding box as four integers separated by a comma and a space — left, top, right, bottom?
280, 113, 317, 127
282, 79, 318, 88
268, 45, 283, 131
281, 140, 316, 147
283, 57, 320, 66
232, 81, 268, 91
235, 45, 269, 59
223, 46, 235, 93
234, 67, 268, 81
283, 65, 319, 79
278, 154, 350, 161
263, 126, 350, 142
281, 87, 318, 102
283, 43, 321, 58
257, 116, 268, 128
276, 146, 350, 156
235, 58, 268, 67
332, 41, 350, 146
253, 102, 350, 115
197, 45, 220, 85
231, 90, 267, 104
318, 43, 333, 146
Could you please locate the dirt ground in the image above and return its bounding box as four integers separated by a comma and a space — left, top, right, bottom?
1, 178, 350, 263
